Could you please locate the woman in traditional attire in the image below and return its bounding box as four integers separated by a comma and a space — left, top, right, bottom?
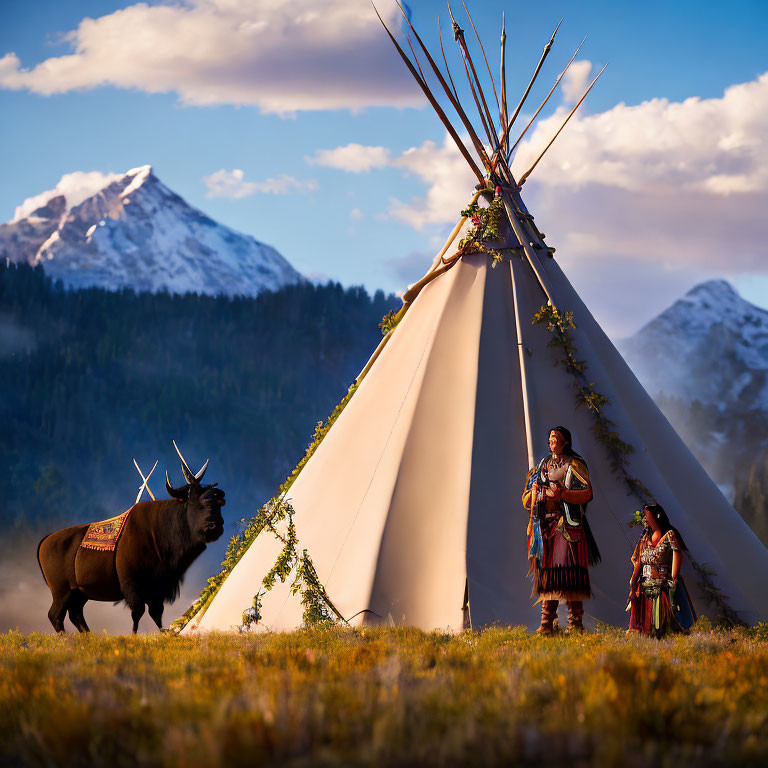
628, 503, 696, 637
522, 426, 601, 634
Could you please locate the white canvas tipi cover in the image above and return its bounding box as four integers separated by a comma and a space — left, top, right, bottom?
183, 193, 768, 633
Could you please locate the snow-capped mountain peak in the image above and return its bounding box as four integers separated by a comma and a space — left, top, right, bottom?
673, 279, 759, 326
1, 167, 303, 297
684, 278, 739, 305
621, 279, 768, 409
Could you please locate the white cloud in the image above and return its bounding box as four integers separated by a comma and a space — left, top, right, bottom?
308, 135, 476, 228
0, 0, 419, 114
202, 169, 317, 198
511, 72, 768, 198
561, 60, 592, 102
307, 144, 392, 172
349, 208, 364, 220
388, 136, 477, 228
12, 170, 122, 221
505, 72, 768, 278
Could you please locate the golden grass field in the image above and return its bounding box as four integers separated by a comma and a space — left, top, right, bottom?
2, 623, 768, 767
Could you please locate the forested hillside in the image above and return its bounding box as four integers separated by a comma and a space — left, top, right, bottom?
0, 261, 397, 535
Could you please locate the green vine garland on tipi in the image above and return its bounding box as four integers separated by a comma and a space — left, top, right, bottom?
239, 497, 346, 630
170, 382, 360, 633
532, 303, 652, 502
458, 196, 505, 267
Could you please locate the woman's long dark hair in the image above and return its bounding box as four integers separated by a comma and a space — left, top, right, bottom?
644, 503, 688, 550
549, 426, 575, 456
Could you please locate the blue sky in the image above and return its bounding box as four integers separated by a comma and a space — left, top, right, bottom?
2, 0, 767, 336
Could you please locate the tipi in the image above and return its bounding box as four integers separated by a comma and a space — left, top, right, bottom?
179, 7, 768, 633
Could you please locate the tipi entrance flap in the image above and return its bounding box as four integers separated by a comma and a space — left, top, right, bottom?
364, 255, 487, 628
465, 254, 530, 626
191, 249, 457, 632
264, 253, 475, 629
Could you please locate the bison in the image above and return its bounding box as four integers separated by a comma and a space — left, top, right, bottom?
37, 446, 225, 633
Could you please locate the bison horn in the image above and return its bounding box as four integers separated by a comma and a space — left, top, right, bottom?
194, 459, 210, 483
166, 470, 188, 500
173, 440, 197, 485
172, 441, 209, 484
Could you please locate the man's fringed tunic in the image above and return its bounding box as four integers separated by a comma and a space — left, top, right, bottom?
522, 452, 601, 603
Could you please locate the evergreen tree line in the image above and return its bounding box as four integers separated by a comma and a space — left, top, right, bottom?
3, 261, 767, 551
0, 261, 397, 535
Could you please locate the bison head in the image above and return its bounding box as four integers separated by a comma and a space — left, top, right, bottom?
166, 441, 225, 544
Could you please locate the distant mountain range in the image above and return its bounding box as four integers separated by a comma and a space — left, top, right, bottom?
0, 166, 302, 296
2, 172, 765, 503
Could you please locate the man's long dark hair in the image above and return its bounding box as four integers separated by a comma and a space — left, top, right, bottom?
549, 426, 575, 456
645, 503, 688, 550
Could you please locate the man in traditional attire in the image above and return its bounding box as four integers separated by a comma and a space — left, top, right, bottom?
522, 426, 600, 634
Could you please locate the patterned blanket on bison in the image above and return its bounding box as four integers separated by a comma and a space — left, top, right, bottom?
80, 509, 132, 551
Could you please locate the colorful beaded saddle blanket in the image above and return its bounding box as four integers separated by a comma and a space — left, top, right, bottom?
80, 509, 132, 551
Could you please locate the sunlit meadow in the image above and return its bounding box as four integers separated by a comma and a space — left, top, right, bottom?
2, 623, 768, 767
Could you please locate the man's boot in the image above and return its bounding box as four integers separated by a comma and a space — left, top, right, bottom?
566, 600, 585, 633
536, 600, 558, 635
